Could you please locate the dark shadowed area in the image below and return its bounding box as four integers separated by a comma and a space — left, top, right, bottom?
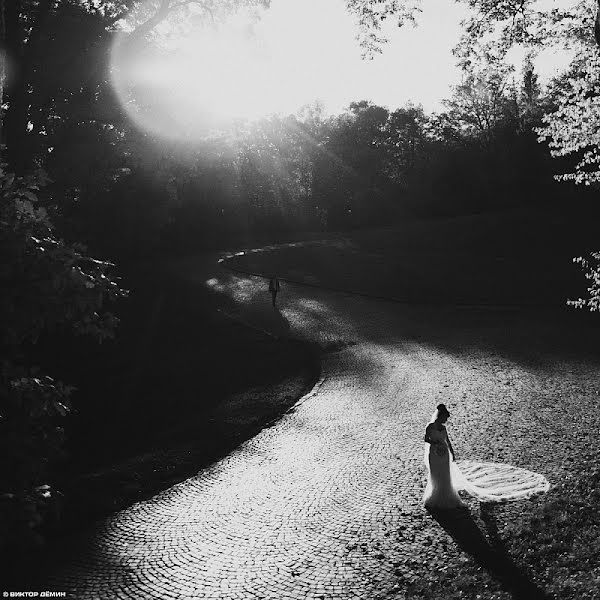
25, 255, 319, 528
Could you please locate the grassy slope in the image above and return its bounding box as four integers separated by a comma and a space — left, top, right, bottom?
227, 204, 598, 306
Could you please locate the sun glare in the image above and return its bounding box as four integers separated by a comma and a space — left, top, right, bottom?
110, 1, 351, 139
111, 17, 271, 138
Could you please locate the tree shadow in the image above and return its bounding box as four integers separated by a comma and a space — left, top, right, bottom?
429, 504, 550, 600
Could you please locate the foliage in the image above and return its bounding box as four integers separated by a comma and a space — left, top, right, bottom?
0, 165, 126, 551
343, 0, 422, 56
0, 370, 73, 549
538, 50, 600, 186
453, 0, 600, 185
0, 167, 125, 345
568, 252, 600, 311
449, 0, 600, 312
443, 59, 515, 146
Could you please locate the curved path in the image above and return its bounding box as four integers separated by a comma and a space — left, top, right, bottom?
39, 251, 597, 599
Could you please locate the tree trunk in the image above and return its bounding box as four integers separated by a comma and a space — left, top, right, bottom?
4, 0, 26, 172
0, 0, 5, 153
3, 0, 53, 174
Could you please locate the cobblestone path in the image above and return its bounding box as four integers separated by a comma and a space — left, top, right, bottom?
40, 260, 596, 599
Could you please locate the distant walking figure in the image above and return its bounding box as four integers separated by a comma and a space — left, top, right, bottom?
423, 403, 464, 510
268, 276, 280, 307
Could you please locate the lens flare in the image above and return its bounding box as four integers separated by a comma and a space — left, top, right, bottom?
110, 4, 296, 140
108, 0, 368, 140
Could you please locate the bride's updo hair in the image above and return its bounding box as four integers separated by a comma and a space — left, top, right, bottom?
431, 403, 450, 422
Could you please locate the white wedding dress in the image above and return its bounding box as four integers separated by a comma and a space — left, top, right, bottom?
423, 424, 464, 509
423, 425, 550, 509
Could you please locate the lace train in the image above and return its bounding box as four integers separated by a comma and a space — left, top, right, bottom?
451, 460, 551, 503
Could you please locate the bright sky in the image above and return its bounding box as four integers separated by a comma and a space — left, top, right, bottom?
252, 0, 573, 115
111, 0, 574, 138
251, 0, 469, 115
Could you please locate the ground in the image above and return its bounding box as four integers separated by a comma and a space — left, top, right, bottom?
18, 235, 600, 599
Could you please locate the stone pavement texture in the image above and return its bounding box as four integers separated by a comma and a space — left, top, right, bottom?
37, 252, 600, 599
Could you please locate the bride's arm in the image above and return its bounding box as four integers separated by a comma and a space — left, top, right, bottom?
446, 431, 456, 461
424, 424, 435, 444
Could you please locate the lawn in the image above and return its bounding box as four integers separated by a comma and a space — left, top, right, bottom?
225, 203, 599, 307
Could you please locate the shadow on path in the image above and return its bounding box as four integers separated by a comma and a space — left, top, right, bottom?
430, 505, 550, 600
271, 305, 291, 338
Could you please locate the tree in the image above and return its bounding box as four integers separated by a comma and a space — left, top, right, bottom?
538, 51, 600, 186
443, 60, 514, 148
452, 0, 600, 181
0, 0, 142, 551
521, 53, 541, 117
385, 104, 428, 179
1, 0, 269, 175
0, 165, 126, 550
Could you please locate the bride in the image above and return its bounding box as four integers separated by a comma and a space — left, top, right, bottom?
423, 403, 464, 509
423, 403, 550, 509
